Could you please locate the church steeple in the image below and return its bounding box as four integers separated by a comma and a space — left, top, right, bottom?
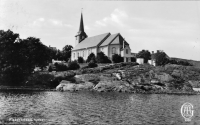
75, 11, 88, 46
79, 13, 85, 33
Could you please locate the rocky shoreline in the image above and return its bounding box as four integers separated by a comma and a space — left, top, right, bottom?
54, 63, 200, 94
2, 63, 200, 95
0, 86, 198, 95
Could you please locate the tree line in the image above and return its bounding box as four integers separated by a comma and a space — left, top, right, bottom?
136, 50, 192, 66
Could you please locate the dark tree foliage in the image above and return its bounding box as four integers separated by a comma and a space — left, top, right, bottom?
0, 30, 51, 85
78, 57, 84, 63
112, 54, 124, 63
62, 45, 73, 62
136, 50, 151, 63
154, 51, 169, 66
168, 59, 192, 66
86, 53, 96, 63
131, 57, 136, 62
54, 63, 68, 71
96, 52, 111, 63
68, 61, 80, 70
88, 60, 98, 68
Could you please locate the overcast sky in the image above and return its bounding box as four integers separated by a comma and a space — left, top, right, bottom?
1, 0, 200, 61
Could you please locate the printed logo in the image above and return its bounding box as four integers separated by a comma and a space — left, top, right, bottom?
181, 102, 194, 122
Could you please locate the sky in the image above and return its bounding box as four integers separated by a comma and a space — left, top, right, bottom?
0, 0, 200, 61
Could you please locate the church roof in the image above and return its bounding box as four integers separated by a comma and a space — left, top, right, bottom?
73, 32, 110, 50
100, 33, 119, 46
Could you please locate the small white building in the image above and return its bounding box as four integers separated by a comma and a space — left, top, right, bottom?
136, 58, 144, 64
148, 59, 156, 66
52, 59, 66, 65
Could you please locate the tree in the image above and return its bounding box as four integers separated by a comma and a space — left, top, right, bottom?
0, 30, 51, 85
88, 60, 98, 68
136, 50, 151, 63
68, 60, 80, 70
62, 45, 73, 62
78, 57, 84, 63
112, 54, 124, 63
19, 37, 50, 70
96, 52, 111, 63
154, 51, 169, 66
0, 30, 23, 85
86, 53, 96, 63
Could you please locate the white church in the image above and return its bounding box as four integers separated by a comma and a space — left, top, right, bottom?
71, 13, 132, 62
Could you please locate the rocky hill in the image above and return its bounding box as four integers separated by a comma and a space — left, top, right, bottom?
55, 63, 200, 94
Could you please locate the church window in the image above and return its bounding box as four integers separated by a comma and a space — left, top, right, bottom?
112, 47, 116, 54
74, 53, 75, 58
77, 52, 79, 57
126, 49, 128, 54
83, 51, 84, 57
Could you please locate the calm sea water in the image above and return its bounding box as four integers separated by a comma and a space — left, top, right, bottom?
0, 90, 200, 125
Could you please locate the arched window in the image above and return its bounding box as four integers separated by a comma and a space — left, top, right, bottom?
83, 51, 84, 57
77, 52, 79, 57
126, 49, 128, 54
112, 47, 116, 54
74, 53, 75, 58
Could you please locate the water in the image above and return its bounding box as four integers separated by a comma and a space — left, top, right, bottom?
0, 90, 200, 125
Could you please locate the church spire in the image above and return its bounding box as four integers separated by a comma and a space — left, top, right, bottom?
75, 10, 88, 45
79, 12, 85, 33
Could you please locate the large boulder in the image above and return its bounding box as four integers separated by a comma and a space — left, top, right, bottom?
75, 82, 94, 90
56, 80, 94, 92
63, 83, 76, 91
93, 80, 133, 92
56, 80, 76, 91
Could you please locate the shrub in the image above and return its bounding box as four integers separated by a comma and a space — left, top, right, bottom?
78, 57, 84, 63
88, 60, 98, 68
86, 53, 96, 63
131, 57, 136, 62
154, 51, 169, 66
112, 54, 124, 63
96, 52, 111, 63
55, 63, 68, 71
68, 60, 80, 70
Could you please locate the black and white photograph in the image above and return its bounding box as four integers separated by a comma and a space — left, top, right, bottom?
0, 0, 200, 124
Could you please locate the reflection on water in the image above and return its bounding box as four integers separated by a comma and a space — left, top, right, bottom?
0, 89, 200, 124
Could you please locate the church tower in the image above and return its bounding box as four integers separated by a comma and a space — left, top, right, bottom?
75, 12, 88, 46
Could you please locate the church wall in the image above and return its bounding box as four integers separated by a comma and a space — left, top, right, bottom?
71, 49, 87, 61
98, 46, 109, 56
71, 47, 98, 61
108, 44, 121, 59
91, 47, 97, 56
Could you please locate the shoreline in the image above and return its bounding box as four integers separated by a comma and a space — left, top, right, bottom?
0, 86, 199, 95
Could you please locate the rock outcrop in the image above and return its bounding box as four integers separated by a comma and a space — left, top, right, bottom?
56, 80, 94, 92
55, 63, 200, 93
